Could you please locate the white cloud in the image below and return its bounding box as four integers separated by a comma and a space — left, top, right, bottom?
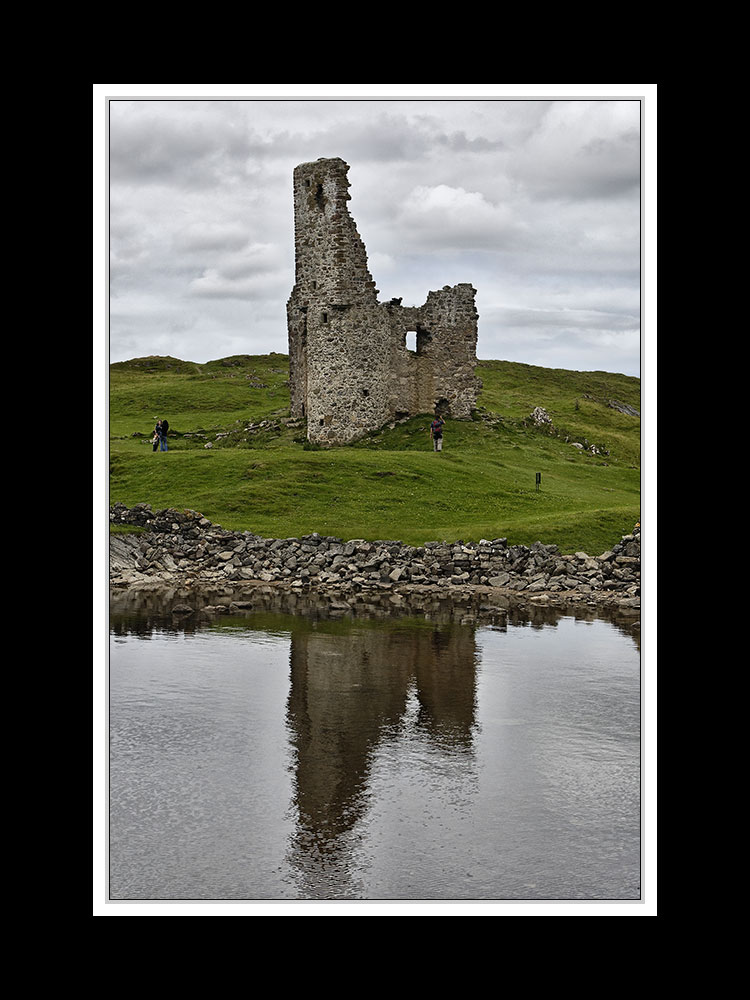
397, 184, 527, 250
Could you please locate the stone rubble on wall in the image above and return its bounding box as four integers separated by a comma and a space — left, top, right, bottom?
109, 503, 641, 610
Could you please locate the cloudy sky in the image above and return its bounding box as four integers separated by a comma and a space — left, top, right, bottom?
103, 87, 651, 377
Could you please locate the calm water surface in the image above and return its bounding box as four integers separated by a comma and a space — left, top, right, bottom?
109, 590, 640, 901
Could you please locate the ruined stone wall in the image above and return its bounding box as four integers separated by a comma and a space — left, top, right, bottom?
287, 157, 391, 444
287, 157, 481, 445
304, 303, 393, 444
385, 284, 480, 420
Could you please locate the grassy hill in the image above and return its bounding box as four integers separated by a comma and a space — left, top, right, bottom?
109, 353, 640, 554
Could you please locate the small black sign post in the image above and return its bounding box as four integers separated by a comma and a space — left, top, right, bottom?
535, 472, 542, 492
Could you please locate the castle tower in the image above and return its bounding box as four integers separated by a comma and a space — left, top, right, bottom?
287, 158, 481, 445
287, 158, 392, 445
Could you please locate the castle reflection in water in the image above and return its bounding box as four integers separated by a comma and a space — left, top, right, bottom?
109, 585, 641, 900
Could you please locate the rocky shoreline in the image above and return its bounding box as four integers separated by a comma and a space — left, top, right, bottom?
109, 503, 641, 614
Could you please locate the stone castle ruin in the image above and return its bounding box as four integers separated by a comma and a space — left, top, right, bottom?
287, 157, 481, 445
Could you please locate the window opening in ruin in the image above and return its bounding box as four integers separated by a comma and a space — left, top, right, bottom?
322, 312, 328, 323
319, 419, 324, 426
362, 388, 369, 397
314, 183, 325, 210
405, 330, 416, 353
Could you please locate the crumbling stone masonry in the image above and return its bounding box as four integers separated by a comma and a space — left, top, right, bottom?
287, 157, 481, 445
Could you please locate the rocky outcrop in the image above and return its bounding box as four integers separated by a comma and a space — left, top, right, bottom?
608, 399, 640, 417
109, 503, 640, 610
529, 406, 554, 427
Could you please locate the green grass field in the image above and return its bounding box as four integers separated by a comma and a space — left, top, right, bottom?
109, 353, 640, 554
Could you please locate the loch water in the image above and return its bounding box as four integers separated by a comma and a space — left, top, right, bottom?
108, 588, 641, 903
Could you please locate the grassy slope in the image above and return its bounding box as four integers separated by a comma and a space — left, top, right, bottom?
109, 354, 640, 554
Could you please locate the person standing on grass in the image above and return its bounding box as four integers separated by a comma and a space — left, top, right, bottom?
160, 417, 170, 451
430, 415, 445, 452
152, 420, 162, 452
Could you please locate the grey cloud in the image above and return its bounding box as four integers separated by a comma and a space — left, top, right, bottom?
109, 101, 273, 188
188, 255, 290, 300
477, 314, 640, 376
494, 305, 639, 333
291, 112, 434, 165
174, 222, 252, 253
436, 131, 506, 153
509, 102, 640, 201
250, 105, 508, 167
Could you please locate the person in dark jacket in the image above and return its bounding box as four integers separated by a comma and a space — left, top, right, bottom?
430, 416, 445, 452
159, 418, 169, 451
152, 420, 161, 452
